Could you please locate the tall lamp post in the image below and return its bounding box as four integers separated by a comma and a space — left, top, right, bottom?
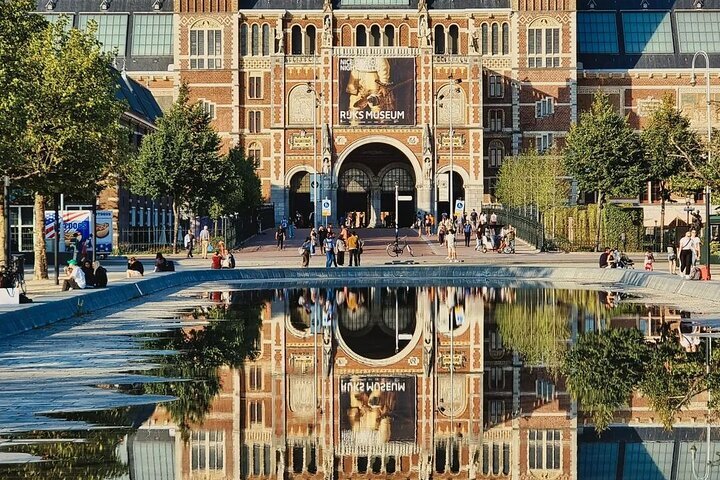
438, 74, 462, 216
307, 81, 321, 231
689, 333, 718, 479
691, 51, 712, 277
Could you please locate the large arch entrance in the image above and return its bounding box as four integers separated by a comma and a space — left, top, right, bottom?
337, 143, 417, 228
436, 171, 465, 218
288, 171, 312, 227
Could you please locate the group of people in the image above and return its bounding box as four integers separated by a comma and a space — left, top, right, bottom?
598, 247, 635, 269
61, 258, 108, 291
300, 224, 364, 268
430, 210, 515, 261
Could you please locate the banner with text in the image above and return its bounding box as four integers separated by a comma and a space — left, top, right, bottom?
338, 57, 415, 126
339, 375, 416, 446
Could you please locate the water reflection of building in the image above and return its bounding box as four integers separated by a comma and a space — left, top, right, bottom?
115, 287, 717, 480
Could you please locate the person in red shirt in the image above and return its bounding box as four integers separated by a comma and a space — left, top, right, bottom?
211, 251, 222, 269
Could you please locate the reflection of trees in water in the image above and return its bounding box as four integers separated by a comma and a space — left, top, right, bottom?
142, 303, 262, 439
0, 428, 129, 479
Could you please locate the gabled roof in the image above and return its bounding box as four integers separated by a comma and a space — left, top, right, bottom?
115, 70, 163, 127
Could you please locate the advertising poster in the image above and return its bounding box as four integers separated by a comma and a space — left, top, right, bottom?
338, 57, 415, 126
94, 210, 113, 253
339, 375, 416, 446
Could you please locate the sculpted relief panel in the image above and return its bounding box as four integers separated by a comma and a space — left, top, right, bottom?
680, 92, 720, 131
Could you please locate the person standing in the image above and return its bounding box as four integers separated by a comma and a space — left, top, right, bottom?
324, 232, 337, 267
301, 237, 312, 267
690, 229, 701, 266
463, 221, 472, 247
336, 235, 346, 266
275, 225, 286, 250
667, 246, 677, 275
679, 231, 694, 278
69, 233, 82, 263
184, 230, 195, 258
199, 226, 211, 259
489, 212, 497, 226
447, 229, 458, 262
347, 230, 359, 266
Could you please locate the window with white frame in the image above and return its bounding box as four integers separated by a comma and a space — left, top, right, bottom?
130, 206, 136, 227
249, 366, 262, 390
190, 27, 222, 69
249, 400, 263, 425
202, 100, 216, 119
488, 75, 503, 98
138, 207, 144, 227
240, 24, 248, 55
79, 14, 128, 56
488, 141, 504, 168
527, 25, 560, 68
489, 366, 505, 390
248, 111, 261, 133
247, 143, 261, 166
535, 97, 555, 118
9, 206, 34, 253
528, 430, 561, 470
536, 378, 555, 402
291, 25, 303, 54
305, 25, 316, 54
536, 133, 554, 153
248, 74, 262, 99
132, 14, 173, 56
488, 109, 503, 131
482, 442, 511, 476
489, 329, 503, 352
488, 400, 505, 426
191, 430, 225, 472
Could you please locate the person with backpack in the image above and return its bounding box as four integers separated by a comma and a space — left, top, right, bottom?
463, 221, 472, 247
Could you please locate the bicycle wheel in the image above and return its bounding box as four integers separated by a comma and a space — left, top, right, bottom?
406, 244, 414, 257
386, 243, 400, 257
16, 277, 26, 294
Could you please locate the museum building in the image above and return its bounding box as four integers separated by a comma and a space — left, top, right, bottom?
36, 0, 720, 226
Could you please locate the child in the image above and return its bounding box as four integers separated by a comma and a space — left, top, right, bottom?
667, 246, 677, 275
644, 250, 655, 271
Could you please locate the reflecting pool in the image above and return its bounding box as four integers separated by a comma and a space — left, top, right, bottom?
1, 286, 719, 480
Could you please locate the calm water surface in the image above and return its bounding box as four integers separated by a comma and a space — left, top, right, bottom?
0, 286, 717, 480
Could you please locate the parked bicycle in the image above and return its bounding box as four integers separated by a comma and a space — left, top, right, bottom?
0, 258, 26, 294
386, 236, 414, 257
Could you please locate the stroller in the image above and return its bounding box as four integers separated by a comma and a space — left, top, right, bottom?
616, 251, 634, 269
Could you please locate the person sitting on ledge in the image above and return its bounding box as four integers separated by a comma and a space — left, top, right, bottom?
62, 259, 86, 291
599, 247, 610, 268
81, 260, 96, 287
211, 250, 222, 269
153, 252, 174, 272
93, 260, 108, 288
127, 257, 144, 278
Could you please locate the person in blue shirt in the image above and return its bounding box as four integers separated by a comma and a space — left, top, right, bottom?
324, 232, 337, 268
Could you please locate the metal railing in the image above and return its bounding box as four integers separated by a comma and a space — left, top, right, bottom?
484, 206, 545, 251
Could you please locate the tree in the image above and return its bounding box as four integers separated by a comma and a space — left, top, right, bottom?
0, 0, 50, 264
8, 18, 127, 279
672, 128, 720, 193
561, 328, 651, 432
129, 83, 222, 253
206, 146, 263, 235
564, 92, 646, 250
641, 96, 703, 249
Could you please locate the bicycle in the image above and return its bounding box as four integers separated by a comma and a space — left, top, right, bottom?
386, 236, 414, 257
0, 262, 26, 294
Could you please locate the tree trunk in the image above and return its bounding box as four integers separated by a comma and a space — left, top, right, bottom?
34, 193, 49, 280
172, 200, 179, 254
214, 217, 219, 237
659, 182, 666, 252
595, 190, 604, 252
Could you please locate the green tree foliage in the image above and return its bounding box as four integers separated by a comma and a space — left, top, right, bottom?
206, 146, 263, 226
1, 12, 126, 279
561, 328, 651, 432
672, 128, 720, 192
564, 92, 646, 250
129, 83, 222, 252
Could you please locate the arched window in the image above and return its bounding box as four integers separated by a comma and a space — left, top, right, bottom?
356, 25, 367, 46
488, 140, 504, 168
448, 24, 459, 54
251, 24, 259, 55
434, 25, 445, 54
247, 142, 262, 167
381, 168, 414, 191
262, 24, 270, 55
384, 25, 395, 46
399, 23, 409, 46
240, 24, 248, 56
491, 23, 498, 55
481, 23, 488, 55
339, 168, 370, 192
291, 25, 302, 54
190, 21, 222, 69
370, 25, 381, 46
502, 22, 509, 54
306, 25, 316, 54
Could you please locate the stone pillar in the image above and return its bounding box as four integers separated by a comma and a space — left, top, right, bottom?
417, 184, 432, 215
369, 187, 381, 228
272, 185, 287, 225
464, 184, 483, 213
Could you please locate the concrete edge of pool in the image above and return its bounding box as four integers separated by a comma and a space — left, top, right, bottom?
0, 266, 715, 338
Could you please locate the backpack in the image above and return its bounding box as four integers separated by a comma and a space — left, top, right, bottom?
690, 266, 702, 281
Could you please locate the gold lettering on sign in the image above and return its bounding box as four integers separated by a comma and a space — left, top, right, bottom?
637, 98, 662, 118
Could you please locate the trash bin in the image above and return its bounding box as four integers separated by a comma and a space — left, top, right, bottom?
11, 254, 24, 275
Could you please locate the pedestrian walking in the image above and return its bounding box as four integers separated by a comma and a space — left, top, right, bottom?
679, 231, 694, 278
463, 221, 472, 247
347, 231, 360, 266
275, 225, 286, 250
199, 226, 211, 259
184, 230, 195, 258
336, 236, 346, 266
667, 246, 677, 275
301, 237, 312, 267
324, 233, 337, 267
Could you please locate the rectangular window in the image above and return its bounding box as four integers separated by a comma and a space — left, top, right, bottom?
190, 29, 222, 69
622, 12, 673, 54
489, 109, 503, 131
250, 400, 263, 425
249, 111, 261, 133
676, 12, 720, 53
132, 14, 173, 56
489, 366, 505, 389
79, 14, 128, 56
9, 206, 34, 253
528, 430, 561, 470
489, 400, 505, 425
191, 430, 225, 471
536, 133, 554, 152
341, 0, 409, 6
578, 12, 618, 53
536, 379, 555, 402
43, 13, 74, 30
535, 97, 555, 118
488, 75, 503, 98
248, 75, 262, 99
528, 27, 559, 67
202, 101, 216, 120
249, 366, 262, 390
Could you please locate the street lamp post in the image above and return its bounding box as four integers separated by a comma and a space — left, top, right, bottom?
691, 51, 712, 277
307, 81, 321, 232
689, 334, 718, 480
438, 75, 462, 217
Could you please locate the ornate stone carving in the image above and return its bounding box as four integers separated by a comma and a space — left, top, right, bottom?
321, 123, 332, 174
275, 17, 284, 54
470, 19, 481, 54
323, 15, 333, 47
288, 86, 315, 125
418, 14, 431, 47
288, 376, 314, 414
